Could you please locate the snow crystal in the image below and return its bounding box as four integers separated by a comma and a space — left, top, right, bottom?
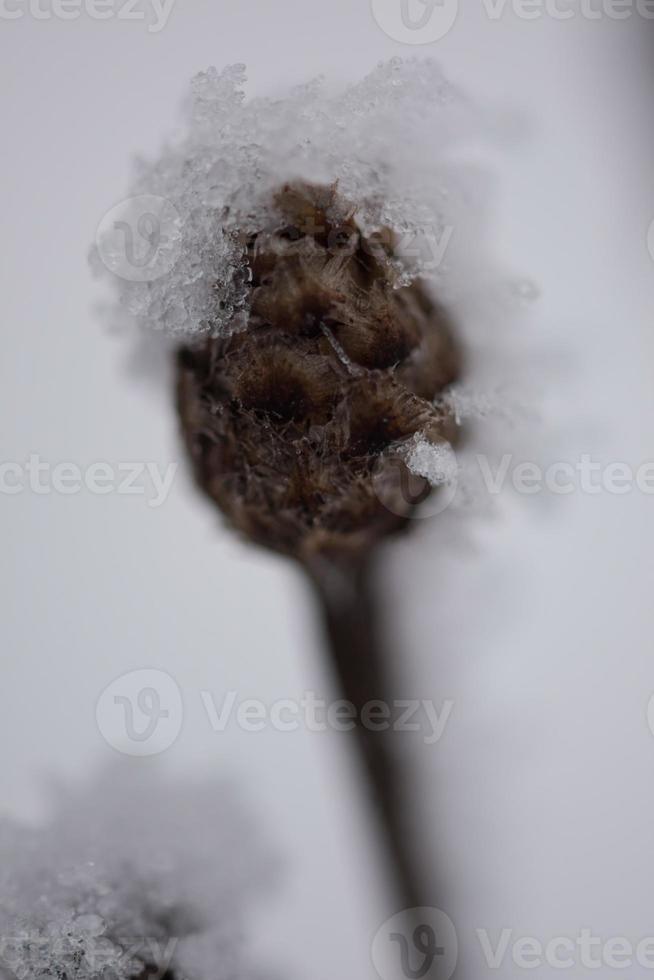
437, 384, 510, 426
92, 58, 481, 342
404, 434, 459, 488
0, 765, 272, 980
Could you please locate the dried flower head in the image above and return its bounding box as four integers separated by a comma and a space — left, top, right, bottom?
177, 182, 462, 564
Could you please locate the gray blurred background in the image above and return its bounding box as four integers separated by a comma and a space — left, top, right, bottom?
1, 1, 654, 978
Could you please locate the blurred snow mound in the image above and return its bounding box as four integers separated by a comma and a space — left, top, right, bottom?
0, 765, 272, 980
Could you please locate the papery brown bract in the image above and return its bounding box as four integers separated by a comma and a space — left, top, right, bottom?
177, 183, 462, 565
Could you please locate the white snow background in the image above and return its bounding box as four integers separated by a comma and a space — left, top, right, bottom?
1, 3, 653, 979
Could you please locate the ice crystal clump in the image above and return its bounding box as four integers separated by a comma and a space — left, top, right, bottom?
404, 433, 459, 488
92, 58, 478, 342
0, 766, 271, 980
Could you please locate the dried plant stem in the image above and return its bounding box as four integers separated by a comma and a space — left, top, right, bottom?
176, 182, 461, 918
308, 554, 428, 913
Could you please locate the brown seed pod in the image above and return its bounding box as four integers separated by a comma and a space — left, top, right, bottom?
176, 182, 462, 566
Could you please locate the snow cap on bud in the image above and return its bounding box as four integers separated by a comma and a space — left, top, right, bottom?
177, 183, 462, 564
